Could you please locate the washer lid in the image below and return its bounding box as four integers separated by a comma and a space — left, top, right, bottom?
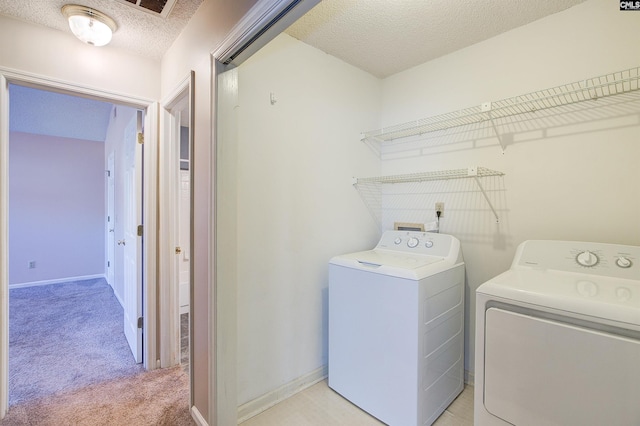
353, 249, 444, 269
330, 249, 447, 279
477, 269, 640, 326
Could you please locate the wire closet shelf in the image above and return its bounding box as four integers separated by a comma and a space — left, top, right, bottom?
354, 167, 505, 224
354, 167, 503, 185
361, 66, 640, 148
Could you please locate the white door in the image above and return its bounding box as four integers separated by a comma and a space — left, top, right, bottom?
122, 114, 143, 363
106, 153, 115, 287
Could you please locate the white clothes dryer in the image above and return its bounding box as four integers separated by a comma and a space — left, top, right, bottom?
475, 240, 640, 426
329, 230, 465, 426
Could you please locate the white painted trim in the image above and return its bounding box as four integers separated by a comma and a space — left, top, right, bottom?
142, 101, 159, 371
8, 274, 107, 289
465, 369, 475, 386
212, 61, 239, 426
237, 365, 328, 423
0, 66, 155, 107
0, 68, 160, 416
0, 74, 9, 420
191, 405, 208, 426
159, 71, 194, 371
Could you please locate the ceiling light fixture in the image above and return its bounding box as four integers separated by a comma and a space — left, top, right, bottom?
61, 4, 117, 47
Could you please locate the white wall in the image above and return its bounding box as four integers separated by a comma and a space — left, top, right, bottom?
235, 33, 380, 406
8, 132, 105, 285
379, 0, 640, 378
0, 15, 159, 101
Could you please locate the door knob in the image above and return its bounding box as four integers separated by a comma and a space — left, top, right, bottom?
117, 240, 126, 246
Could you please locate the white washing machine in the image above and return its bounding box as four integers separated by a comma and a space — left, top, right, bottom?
475, 240, 640, 426
329, 230, 465, 426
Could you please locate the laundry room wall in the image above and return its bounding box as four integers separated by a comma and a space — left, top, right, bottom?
8, 132, 105, 286
377, 0, 640, 381
235, 32, 380, 408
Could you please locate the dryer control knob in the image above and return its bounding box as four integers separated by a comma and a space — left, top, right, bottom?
576, 251, 599, 267
616, 257, 632, 268
425, 241, 433, 248
394, 237, 402, 245
407, 237, 419, 248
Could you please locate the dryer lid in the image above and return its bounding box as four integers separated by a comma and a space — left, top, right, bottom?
477, 269, 640, 327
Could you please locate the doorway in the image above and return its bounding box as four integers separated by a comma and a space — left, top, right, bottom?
6, 83, 144, 403
0, 72, 160, 416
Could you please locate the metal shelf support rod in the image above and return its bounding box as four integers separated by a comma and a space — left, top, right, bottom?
474, 176, 500, 223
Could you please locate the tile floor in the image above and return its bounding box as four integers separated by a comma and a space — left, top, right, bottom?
240, 380, 474, 426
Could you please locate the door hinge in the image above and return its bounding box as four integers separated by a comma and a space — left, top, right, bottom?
137, 132, 144, 144
107, 261, 110, 267
137, 225, 143, 236
175, 246, 182, 254
137, 317, 143, 329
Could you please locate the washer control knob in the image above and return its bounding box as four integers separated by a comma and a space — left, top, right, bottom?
394, 237, 402, 245
407, 237, 419, 248
576, 251, 599, 267
425, 241, 433, 248
616, 257, 632, 268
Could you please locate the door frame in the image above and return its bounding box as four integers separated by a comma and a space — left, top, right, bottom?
0, 67, 159, 418
159, 71, 194, 372
106, 152, 116, 288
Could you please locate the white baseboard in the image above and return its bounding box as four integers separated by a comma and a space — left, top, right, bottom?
191, 405, 208, 426
465, 369, 475, 386
8, 274, 106, 289
237, 365, 328, 423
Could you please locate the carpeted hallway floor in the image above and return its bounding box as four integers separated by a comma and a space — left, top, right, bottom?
1, 278, 193, 425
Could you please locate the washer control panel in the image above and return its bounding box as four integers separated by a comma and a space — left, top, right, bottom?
514, 240, 639, 280
376, 230, 455, 257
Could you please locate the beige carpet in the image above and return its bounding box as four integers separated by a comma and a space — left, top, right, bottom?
1, 366, 194, 425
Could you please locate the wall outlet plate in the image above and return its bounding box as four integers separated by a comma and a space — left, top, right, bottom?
435, 202, 444, 217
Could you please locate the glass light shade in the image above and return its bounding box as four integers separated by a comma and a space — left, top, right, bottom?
62, 5, 117, 47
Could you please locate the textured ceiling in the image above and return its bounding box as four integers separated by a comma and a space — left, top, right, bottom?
0, 0, 203, 60
10, 84, 113, 142
0, 0, 587, 75
286, 0, 588, 78
1, 0, 588, 139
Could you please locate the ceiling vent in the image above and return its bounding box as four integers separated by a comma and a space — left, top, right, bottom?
115, 0, 177, 18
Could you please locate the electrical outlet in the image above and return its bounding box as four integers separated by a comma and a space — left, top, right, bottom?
28, 260, 36, 269
435, 202, 444, 217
